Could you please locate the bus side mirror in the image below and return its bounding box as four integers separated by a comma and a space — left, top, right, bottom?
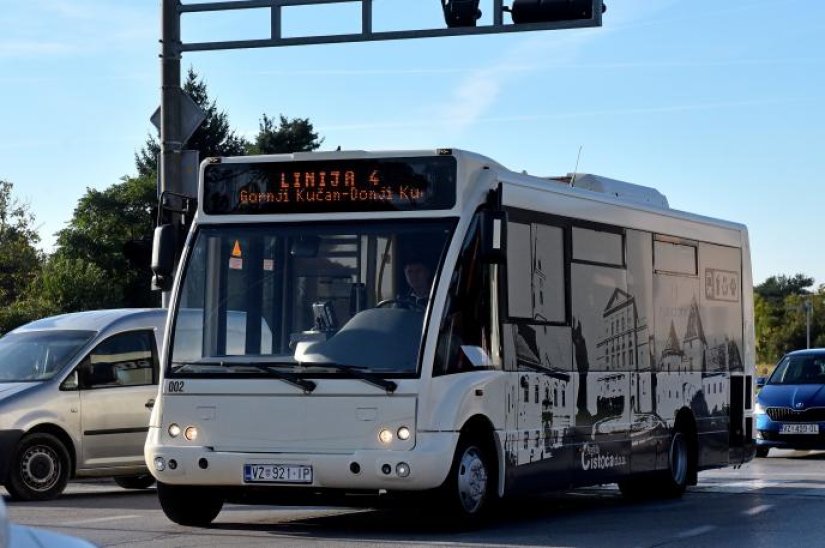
480, 210, 506, 264
755, 376, 766, 389
151, 224, 176, 292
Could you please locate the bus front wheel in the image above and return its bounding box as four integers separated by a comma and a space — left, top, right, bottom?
441, 436, 496, 523
157, 482, 224, 526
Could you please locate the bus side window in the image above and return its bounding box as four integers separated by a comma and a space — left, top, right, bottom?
434, 215, 497, 376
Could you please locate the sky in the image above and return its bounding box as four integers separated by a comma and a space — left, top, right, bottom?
1, 0, 823, 287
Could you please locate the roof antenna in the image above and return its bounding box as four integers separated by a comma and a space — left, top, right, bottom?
571, 145, 583, 186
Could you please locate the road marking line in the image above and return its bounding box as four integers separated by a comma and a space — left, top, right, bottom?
675, 525, 716, 539
57, 515, 141, 526
743, 504, 773, 516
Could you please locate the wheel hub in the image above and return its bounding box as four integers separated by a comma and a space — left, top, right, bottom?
21, 445, 60, 491
456, 447, 488, 514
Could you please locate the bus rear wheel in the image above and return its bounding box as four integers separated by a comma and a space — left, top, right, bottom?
157, 482, 224, 526
658, 430, 689, 498
618, 429, 691, 500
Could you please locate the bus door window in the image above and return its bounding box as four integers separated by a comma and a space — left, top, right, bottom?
434, 214, 500, 376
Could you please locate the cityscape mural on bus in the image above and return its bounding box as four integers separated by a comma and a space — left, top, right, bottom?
501, 221, 743, 469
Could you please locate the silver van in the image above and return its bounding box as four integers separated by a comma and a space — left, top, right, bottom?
0, 308, 167, 501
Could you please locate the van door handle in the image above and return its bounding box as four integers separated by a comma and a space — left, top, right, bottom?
145, 398, 155, 409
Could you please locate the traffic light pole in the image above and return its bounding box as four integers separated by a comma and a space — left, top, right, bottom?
160, 0, 183, 307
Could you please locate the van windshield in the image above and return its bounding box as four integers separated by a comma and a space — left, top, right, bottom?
0, 330, 95, 382
169, 220, 454, 377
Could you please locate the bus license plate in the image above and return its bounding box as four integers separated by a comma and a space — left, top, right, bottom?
243, 464, 313, 484
779, 424, 819, 435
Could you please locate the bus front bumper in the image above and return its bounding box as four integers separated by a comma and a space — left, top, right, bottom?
145, 428, 458, 491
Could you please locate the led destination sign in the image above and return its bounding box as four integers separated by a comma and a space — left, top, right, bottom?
203, 156, 457, 214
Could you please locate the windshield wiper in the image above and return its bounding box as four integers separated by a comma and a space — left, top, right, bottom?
305, 363, 398, 393
174, 360, 316, 393
247, 364, 317, 393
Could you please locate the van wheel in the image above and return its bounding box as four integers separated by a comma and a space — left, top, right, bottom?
658, 430, 689, 498
114, 474, 156, 489
5, 433, 71, 501
157, 482, 224, 526
441, 436, 496, 523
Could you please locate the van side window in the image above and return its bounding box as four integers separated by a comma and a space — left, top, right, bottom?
82, 331, 157, 388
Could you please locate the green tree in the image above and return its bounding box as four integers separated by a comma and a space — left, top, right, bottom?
755, 273, 813, 302
247, 114, 323, 155
31, 256, 121, 312
0, 181, 43, 307
754, 274, 824, 365
136, 68, 249, 177
0, 180, 46, 333
52, 174, 158, 309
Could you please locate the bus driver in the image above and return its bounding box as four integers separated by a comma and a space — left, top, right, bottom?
402, 256, 433, 308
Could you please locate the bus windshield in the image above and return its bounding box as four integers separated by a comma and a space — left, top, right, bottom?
169, 220, 455, 377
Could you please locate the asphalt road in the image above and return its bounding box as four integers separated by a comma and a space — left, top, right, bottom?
5, 449, 824, 547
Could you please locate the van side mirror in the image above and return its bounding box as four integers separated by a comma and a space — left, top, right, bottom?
480, 210, 506, 264
152, 224, 176, 291
60, 370, 79, 391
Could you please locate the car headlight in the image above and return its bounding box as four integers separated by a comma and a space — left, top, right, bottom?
754, 402, 766, 415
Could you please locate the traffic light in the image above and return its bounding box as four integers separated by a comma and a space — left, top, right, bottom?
509, 0, 604, 24
442, 0, 481, 28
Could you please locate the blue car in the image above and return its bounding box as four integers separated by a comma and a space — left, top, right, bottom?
754, 349, 825, 457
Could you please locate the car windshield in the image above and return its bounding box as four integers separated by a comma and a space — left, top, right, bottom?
169, 220, 454, 377
768, 354, 825, 385
0, 330, 95, 382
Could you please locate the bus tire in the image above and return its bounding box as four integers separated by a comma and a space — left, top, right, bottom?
755, 447, 770, 458
114, 474, 156, 490
157, 482, 224, 526
441, 435, 496, 524
5, 432, 71, 501
658, 429, 689, 498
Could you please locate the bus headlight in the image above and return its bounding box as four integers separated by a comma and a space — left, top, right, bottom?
397, 427, 411, 441
754, 402, 766, 416
184, 426, 199, 441
378, 428, 393, 445
168, 424, 181, 438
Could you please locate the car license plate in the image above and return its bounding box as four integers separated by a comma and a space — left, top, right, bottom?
243, 464, 313, 484
779, 424, 819, 435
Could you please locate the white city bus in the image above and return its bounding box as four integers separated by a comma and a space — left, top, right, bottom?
146, 148, 755, 525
